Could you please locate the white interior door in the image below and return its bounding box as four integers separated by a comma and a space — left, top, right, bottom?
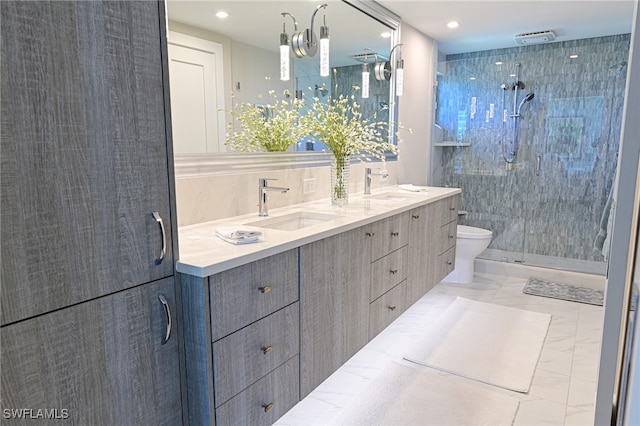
168, 32, 226, 153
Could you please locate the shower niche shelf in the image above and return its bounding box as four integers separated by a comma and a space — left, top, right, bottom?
434, 142, 470, 147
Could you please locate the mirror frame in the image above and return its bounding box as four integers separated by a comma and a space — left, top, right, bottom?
173, 0, 402, 177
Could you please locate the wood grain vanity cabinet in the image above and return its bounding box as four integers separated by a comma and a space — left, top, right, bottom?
299, 227, 371, 397
181, 249, 300, 426
435, 195, 461, 282
367, 213, 410, 339
406, 203, 440, 305
1, 1, 183, 423
180, 193, 461, 421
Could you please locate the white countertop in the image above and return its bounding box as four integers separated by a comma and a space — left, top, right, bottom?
176, 186, 461, 278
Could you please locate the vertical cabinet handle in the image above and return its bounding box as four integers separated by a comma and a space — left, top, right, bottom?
152, 212, 166, 264
158, 294, 171, 345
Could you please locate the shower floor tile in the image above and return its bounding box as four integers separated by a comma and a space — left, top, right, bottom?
276, 271, 602, 425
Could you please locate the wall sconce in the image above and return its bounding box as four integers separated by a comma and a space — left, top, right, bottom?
362, 63, 370, 99
361, 48, 376, 99
374, 43, 404, 96
279, 12, 298, 81
290, 4, 330, 76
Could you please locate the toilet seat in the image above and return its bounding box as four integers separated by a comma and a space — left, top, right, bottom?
457, 225, 492, 240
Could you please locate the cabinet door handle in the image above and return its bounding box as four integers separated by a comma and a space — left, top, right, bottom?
449, 234, 455, 239
412, 214, 420, 219
388, 305, 397, 311
158, 294, 171, 345
152, 212, 166, 264
262, 402, 274, 413
258, 286, 272, 294
366, 232, 375, 237
390, 269, 398, 275
447, 261, 453, 265
390, 232, 399, 237
261, 345, 273, 355
449, 206, 456, 211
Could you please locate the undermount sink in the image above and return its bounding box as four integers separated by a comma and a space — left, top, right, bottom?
367, 192, 411, 202
245, 211, 338, 231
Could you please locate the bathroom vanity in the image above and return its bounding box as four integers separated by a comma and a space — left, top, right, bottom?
177, 187, 460, 425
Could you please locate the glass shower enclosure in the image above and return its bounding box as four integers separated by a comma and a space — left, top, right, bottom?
433, 35, 630, 274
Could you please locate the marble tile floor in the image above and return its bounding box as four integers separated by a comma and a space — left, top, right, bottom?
276, 271, 604, 426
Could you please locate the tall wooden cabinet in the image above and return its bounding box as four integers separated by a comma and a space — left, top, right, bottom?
1, 1, 182, 423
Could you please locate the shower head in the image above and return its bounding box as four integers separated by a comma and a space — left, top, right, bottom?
517, 92, 535, 114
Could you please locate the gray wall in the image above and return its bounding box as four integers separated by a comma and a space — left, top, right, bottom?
435, 34, 630, 262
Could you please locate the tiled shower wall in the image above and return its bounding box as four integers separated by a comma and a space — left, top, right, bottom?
434, 34, 630, 264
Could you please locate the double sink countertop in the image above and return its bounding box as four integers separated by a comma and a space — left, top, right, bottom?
177, 186, 461, 278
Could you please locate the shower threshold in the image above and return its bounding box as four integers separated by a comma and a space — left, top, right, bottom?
480, 248, 607, 276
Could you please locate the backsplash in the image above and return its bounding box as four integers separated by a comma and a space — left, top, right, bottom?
175, 161, 397, 226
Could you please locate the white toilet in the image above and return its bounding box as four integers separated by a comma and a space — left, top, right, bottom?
445, 225, 493, 284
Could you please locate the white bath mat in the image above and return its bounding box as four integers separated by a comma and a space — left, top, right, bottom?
404, 297, 551, 393
328, 361, 520, 425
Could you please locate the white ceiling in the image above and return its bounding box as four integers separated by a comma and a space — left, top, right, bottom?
166, 0, 636, 59
377, 0, 635, 54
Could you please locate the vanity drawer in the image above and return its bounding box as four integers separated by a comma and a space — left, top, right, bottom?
369, 280, 407, 339
368, 212, 410, 261
436, 247, 456, 282
438, 220, 457, 255
438, 195, 460, 225
210, 249, 298, 341
216, 356, 300, 426
213, 303, 299, 406
370, 246, 408, 302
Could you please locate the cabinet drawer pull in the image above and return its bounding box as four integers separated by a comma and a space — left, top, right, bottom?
449, 234, 455, 239
262, 402, 274, 413
449, 206, 456, 211
412, 214, 420, 219
258, 286, 272, 294
158, 294, 171, 345
390, 231, 399, 237
447, 261, 453, 265
152, 212, 166, 264
261, 345, 273, 355
366, 232, 375, 237
390, 269, 398, 275
388, 305, 397, 311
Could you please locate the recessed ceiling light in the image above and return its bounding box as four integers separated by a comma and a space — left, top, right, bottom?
470, 77, 476, 80
495, 61, 503, 65
215, 11, 229, 19
380, 31, 392, 39
447, 21, 459, 29
569, 54, 579, 59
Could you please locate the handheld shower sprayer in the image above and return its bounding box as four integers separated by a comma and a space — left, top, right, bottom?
517, 92, 535, 115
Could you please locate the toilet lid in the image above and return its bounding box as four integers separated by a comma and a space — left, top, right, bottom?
457, 225, 492, 240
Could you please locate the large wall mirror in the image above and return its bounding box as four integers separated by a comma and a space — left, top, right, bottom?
166, 0, 400, 175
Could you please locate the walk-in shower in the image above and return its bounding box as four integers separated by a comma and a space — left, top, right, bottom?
433, 34, 630, 274
501, 63, 535, 168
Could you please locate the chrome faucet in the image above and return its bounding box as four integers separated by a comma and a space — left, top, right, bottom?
258, 178, 290, 216
364, 167, 389, 195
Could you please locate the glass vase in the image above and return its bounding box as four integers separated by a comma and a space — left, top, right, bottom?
331, 155, 350, 207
